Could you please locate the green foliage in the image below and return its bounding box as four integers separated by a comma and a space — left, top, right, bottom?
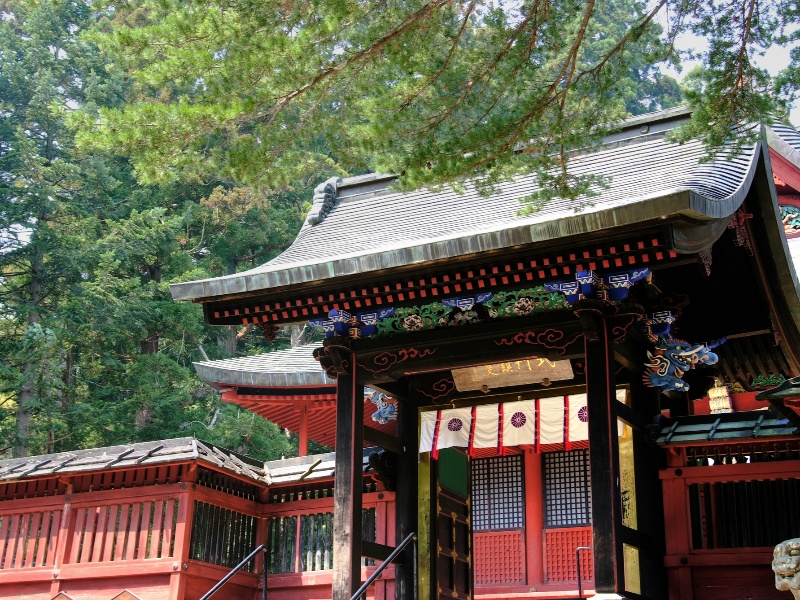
675, 1, 790, 152
7, 0, 790, 463
76, 0, 794, 209
77, 0, 691, 205
0, 0, 310, 460
191, 403, 295, 461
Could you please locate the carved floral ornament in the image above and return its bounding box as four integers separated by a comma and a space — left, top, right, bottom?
308, 268, 651, 341
309, 266, 730, 398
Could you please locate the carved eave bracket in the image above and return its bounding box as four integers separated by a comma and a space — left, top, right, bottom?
315, 336, 354, 377
572, 298, 645, 342
313, 345, 338, 379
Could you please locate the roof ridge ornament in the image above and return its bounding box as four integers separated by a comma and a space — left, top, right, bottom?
305, 176, 343, 226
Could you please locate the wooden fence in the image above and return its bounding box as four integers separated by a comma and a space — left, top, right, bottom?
0, 482, 395, 600
661, 457, 800, 600
0, 506, 60, 570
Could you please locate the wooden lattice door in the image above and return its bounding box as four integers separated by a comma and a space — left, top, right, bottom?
434, 448, 473, 600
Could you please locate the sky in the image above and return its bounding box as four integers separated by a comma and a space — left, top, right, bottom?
666, 33, 799, 123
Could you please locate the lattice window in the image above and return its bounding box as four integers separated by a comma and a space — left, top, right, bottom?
471, 455, 524, 531
544, 450, 592, 527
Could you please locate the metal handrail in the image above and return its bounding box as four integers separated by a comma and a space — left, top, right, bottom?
200, 544, 269, 600
351, 532, 418, 600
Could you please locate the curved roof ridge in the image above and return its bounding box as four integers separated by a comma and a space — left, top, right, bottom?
766, 122, 800, 167
0, 437, 268, 483
683, 134, 761, 218
170, 119, 777, 303
194, 342, 333, 388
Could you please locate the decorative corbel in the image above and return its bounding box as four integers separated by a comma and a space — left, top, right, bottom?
313, 345, 339, 379
573, 306, 604, 341
322, 336, 355, 375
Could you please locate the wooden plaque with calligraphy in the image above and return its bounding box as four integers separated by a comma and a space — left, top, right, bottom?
451, 358, 574, 392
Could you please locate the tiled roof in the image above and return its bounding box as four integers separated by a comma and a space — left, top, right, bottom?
195, 343, 332, 388
0, 437, 268, 483
170, 109, 763, 303
755, 375, 800, 401
0, 437, 379, 487
653, 411, 797, 445
767, 123, 800, 165
264, 449, 372, 485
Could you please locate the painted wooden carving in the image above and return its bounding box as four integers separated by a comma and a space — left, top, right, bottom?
643, 339, 721, 392
544, 268, 650, 303
368, 391, 397, 424
781, 204, 800, 239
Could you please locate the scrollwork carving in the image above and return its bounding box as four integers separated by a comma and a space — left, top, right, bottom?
360, 347, 437, 376
494, 329, 583, 355
417, 377, 457, 403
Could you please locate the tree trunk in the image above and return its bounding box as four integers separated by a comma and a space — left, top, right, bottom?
140, 334, 159, 354
14, 248, 43, 458
218, 326, 238, 357
15, 363, 35, 458
290, 324, 306, 347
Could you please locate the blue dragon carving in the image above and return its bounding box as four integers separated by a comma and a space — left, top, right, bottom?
368, 391, 397, 424
643, 339, 722, 392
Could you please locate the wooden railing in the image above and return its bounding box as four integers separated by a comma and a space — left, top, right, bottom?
0, 483, 195, 600
190, 500, 258, 570
297, 511, 334, 572
263, 493, 392, 575
660, 458, 800, 600
68, 497, 180, 564
0, 485, 396, 599
0, 507, 60, 570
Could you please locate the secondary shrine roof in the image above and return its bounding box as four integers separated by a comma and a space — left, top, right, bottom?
654, 410, 797, 445
264, 449, 372, 485
170, 108, 763, 305
195, 342, 332, 388
0, 438, 377, 488
0, 437, 268, 483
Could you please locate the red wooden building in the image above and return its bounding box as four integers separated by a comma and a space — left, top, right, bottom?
6, 107, 800, 600
167, 107, 800, 600
0, 438, 396, 600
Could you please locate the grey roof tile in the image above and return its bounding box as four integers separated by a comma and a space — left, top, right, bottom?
0, 438, 268, 483
767, 123, 800, 167
263, 448, 373, 485
171, 110, 766, 303
194, 343, 333, 387
654, 411, 797, 445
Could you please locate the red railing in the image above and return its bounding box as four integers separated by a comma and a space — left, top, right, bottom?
3, 481, 595, 600
0, 484, 196, 599
67, 497, 179, 564
0, 507, 60, 570
262, 492, 394, 575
